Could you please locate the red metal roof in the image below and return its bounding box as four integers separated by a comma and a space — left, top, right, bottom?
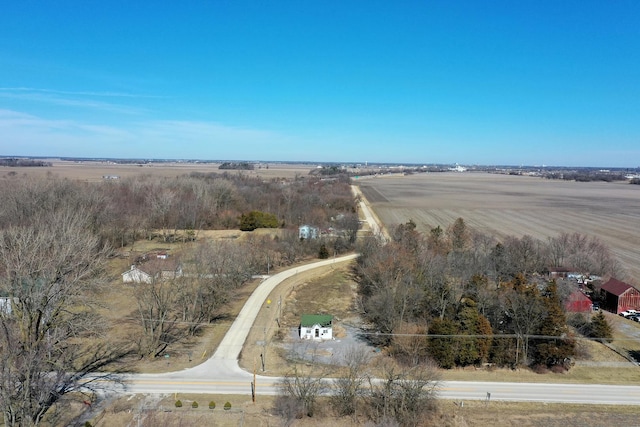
601, 278, 635, 296
567, 289, 592, 303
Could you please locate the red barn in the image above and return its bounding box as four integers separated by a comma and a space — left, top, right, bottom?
565, 290, 593, 313
600, 278, 640, 314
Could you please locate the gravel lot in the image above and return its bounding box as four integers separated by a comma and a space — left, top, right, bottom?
281, 324, 376, 366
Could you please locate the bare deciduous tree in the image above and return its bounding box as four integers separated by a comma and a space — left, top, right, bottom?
331, 346, 371, 417
365, 359, 440, 427
278, 363, 329, 418
499, 276, 546, 366
547, 232, 618, 277
0, 205, 121, 426
133, 277, 179, 358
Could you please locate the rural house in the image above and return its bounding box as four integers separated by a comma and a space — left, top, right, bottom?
564, 289, 593, 313
122, 259, 183, 284
299, 314, 333, 340
298, 225, 319, 240
0, 297, 13, 315
600, 278, 640, 314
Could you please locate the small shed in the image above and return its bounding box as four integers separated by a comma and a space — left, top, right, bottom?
600, 278, 640, 314
299, 314, 333, 340
547, 267, 575, 280
565, 290, 593, 313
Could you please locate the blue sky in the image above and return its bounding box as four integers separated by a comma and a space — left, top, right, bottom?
0, 1, 638, 167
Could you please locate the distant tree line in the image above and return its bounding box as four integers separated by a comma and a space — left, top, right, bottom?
354, 218, 618, 371
0, 158, 51, 167
544, 170, 628, 182
218, 161, 254, 170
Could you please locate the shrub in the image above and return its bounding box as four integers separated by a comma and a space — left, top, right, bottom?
239, 210, 279, 231
224, 401, 232, 410
175, 400, 182, 408
192, 401, 199, 408
209, 401, 216, 409
318, 244, 329, 259
532, 364, 549, 374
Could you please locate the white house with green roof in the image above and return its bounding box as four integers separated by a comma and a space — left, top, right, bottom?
299, 314, 333, 340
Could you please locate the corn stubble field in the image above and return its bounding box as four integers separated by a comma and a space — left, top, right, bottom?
357, 172, 640, 281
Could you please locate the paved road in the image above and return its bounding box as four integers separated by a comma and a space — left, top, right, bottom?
121, 375, 640, 405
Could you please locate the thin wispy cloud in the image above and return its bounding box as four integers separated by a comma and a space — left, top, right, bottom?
0, 88, 149, 115
0, 87, 164, 98
0, 109, 289, 160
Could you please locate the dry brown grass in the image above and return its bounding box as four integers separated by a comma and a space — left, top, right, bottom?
72, 393, 640, 427
238, 261, 358, 375
101, 237, 272, 373
357, 172, 640, 281
438, 400, 640, 427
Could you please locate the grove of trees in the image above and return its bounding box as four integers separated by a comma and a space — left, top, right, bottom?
0, 171, 359, 425
276, 347, 440, 427
354, 217, 618, 370
0, 179, 125, 426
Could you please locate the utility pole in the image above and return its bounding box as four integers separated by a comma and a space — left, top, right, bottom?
261, 327, 267, 371
252, 358, 256, 403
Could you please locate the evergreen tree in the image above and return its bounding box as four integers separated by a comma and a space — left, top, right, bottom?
448, 217, 468, 252
239, 210, 279, 231
454, 298, 493, 366
476, 314, 493, 363
428, 318, 457, 368
532, 281, 575, 368
589, 311, 613, 343
455, 298, 481, 366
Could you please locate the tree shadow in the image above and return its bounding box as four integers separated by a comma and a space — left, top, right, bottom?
627, 350, 640, 364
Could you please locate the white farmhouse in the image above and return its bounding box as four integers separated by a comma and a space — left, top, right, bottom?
299, 314, 333, 340
299, 225, 319, 240
0, 297, 13, 315
122, 259, 183, 284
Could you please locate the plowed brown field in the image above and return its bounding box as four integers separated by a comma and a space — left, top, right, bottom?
357, 172, 640, 281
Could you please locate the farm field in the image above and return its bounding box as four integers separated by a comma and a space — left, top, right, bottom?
357, 172, 640, 281
0, 159, 315, 181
